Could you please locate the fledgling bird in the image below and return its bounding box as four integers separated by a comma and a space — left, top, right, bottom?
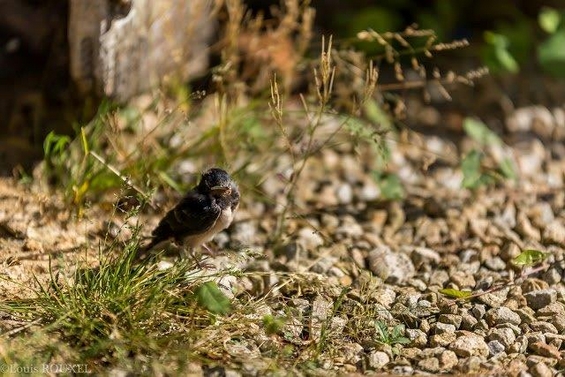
141, 168, 240, 261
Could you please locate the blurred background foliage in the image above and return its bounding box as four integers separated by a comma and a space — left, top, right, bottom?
1, 0, 564, 175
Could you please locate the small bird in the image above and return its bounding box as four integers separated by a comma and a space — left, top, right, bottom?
141, 168, 240, 261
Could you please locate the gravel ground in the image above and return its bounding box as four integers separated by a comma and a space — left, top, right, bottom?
1, 102, 565, 375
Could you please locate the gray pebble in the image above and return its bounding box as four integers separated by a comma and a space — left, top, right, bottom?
524, 289, 557, 310
310, 256, 338, 274
485, 307, 522, 326
368, 245, 415, 284
508, 335, 528, 354
406, 329, 427, 347
488, 327, 516, 348
438, 314, 462, 329
487, 340, 505, 356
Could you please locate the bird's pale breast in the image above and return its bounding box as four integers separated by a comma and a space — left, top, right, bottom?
182, 206, 235, 248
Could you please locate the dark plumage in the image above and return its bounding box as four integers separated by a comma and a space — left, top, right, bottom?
142, 168, 240, 257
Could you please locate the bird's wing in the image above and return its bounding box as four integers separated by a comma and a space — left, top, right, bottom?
151, 192, 221, 242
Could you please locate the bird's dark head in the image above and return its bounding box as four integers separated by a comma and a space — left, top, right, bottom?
199, 168, 238, 200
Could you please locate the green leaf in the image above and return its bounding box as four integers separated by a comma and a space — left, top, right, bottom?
263, 315, 286, 335
499, 157, 517, 180
512, 249, 550, 266
538, 30, 565, 78
539, 7, 562, 34
375, 173, 404, 200
483, 31, 519, 73
461, 150, 483, 189
463, 118, 502, 146
195, 281, 231, 315
439, 288, 473, 299
364, 99, 393, 130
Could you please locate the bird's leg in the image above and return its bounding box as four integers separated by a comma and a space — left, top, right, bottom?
185, 247, 204, 268
201, 243, 215, 256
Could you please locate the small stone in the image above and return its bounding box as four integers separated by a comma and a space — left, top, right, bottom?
418, 357, 440, 373
508, 335, 529, 354
310, 295, 332, 341
297, 227, 324, 250
530, 321, 558, 334
367, 350, 390, 370
461, 313, 478, 330
430, 332, 457, 347
500, 242, 522, 262
340, 342, 364, 364
368, 245, 415, 284
484, 256, 507, 271
433, 322, 456, 334
528, 342, 561, 359
487, 340, 505, 356
411, 246, 442, 266
438, 314, 462, 329
391, 366, 414, 374
542, 220, 565, 246
542, 267, 562, 285
529, 361, 554, 377
526, 334, 547, 352
515, 307, 537, 324
529, 202, 555, 229
488, 327, 516, 348
471, 304, 487, 320
401, 347, 423, 360
485, 307, 522, 327
450, 334, 489, 358
230, 221, 257, 246
336, 216, 364, 239
336, 183, 354, 204
310, 256, 338, 274
529, 342, 561, 359
429, 270, 450, 287
406, 329, 427, 347
449, 270, 476, 289
372, 287, 396, 309
477, 287, 509, 307
516, 211, 541, 241
458, 355, 483, 373
320, 213, 340, 232
358, 180, 380, 202
524, 289, 557, 310
439, 350, 458, 370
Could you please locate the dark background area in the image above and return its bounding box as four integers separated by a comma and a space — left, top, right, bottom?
1, 0, 564, 174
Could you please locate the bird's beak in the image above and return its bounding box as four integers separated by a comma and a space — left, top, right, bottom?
210, 186, 230, 195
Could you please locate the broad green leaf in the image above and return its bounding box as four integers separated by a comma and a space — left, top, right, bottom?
195, 281, 231, 315
461, 150, 483, 189
539, 7, 562, 34
463, 118, 502, 146
364, 99, 393, 130
499, 157, 518, 180
512, 249, 550, 266
375, 173, 404, 200
483, 31, 519, 73
439, 288, 473, 299
538, 30, 565, 78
